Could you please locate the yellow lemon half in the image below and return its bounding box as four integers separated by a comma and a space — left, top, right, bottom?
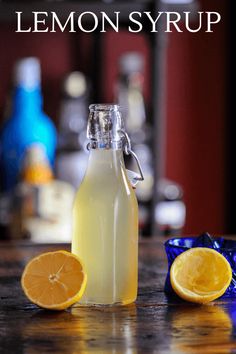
21, 250, 87, 310
170, 247, 232, 304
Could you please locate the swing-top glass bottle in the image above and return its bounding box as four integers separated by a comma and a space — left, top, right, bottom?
72, 104, 143, 305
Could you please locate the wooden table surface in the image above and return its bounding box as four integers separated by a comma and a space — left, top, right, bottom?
1, 239, 236, 354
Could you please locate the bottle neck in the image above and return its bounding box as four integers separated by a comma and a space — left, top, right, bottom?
88, 139, 123, 150
87, 104, 125, 150
86, 148, 125, 175
11, 86, 42, 118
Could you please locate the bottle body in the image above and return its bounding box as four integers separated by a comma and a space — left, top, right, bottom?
0, 88, 56, 192
72, 148, 138, 305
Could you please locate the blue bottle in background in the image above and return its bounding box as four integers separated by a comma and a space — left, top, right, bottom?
0, 57, 56, 192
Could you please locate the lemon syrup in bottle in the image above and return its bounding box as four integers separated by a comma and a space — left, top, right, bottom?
72, 104, 143, 305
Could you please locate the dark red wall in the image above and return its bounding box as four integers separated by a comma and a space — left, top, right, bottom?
101, 1, 228, 235
165, 0, 227, 234
0, 0, 228, 235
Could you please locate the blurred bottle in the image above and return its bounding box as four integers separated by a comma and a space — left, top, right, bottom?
55, 72, 89, 188
0, 57, 56, 192
155, 179, 186, 236
22, 143, 53, 184
11, 144, 74, 242
117, 52, 146, 141
0, 57, 57, 239
116, 52, 153, 235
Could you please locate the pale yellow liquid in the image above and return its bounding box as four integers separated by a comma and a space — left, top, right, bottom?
72, 149, 138, 305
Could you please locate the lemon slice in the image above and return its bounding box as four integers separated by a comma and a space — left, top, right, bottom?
170, 247, 232, 304
21, 250, 87, 310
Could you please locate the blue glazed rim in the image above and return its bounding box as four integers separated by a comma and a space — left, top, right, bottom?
165, 237, 236, 252
165, 237, 195, 249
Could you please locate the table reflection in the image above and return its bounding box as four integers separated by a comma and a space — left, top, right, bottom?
169, 303, 236, 353
22, 304, 137, 354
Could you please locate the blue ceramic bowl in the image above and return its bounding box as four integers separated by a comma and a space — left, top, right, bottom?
164, 235, 236, 297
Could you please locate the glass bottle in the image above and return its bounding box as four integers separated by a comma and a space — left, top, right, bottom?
56, 72, 89, 189
72, 104, 143, 306
0, 57, 56, 192
117, 52, 146, 136
10, 144, 74, 242
116, 52, 154, 236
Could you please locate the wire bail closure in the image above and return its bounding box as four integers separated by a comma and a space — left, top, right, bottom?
118, 129, 144, 182
86, 129, 144, 184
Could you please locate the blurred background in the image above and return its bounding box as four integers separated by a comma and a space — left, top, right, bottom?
0, 0, 233, 242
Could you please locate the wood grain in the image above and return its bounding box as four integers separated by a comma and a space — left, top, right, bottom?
1, 239, 236, 353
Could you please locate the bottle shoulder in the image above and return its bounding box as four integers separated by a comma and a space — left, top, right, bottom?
1, 112, 56, 139
40, 112, 56, 129
74, 149, 137, 204
74, 171, 138, 204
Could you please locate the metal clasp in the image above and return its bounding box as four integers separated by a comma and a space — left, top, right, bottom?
118, 129, 144, 184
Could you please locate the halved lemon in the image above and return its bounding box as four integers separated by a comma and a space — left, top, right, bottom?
170, 247, 232, 304
21, 250, 87, 310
